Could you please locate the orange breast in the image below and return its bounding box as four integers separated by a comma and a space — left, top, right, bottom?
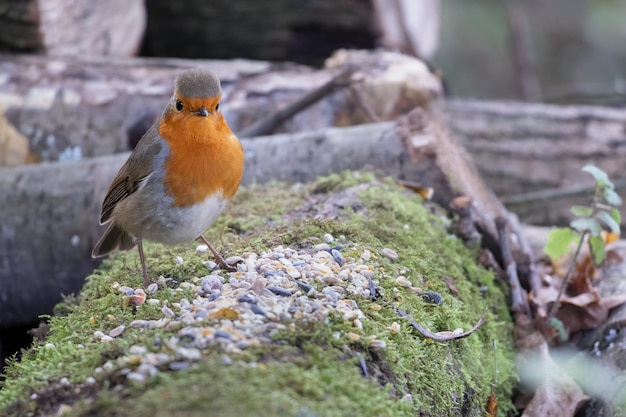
158, 113, 244, 207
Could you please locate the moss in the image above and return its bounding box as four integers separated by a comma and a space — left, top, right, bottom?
0, 172, 515, 417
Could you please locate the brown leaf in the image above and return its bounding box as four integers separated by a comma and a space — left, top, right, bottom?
485, 387, 498, 417
568, 254, 596, 295
556, 290, 626, 334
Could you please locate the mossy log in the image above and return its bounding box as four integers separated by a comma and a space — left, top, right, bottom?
0, 175, 517, 417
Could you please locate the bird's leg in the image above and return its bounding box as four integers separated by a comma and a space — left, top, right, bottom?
136, 238, 151, 286
198, 235, 237, 272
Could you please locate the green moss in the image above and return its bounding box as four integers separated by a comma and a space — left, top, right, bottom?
0, 172, 515, 416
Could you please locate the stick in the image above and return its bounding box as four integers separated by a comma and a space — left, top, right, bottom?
238, 66, 357, 138
496, 217, 531, 316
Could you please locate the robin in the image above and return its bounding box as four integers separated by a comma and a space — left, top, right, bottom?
92, 69, 244, 286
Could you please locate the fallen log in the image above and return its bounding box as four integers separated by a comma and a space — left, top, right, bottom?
0, 50, 441, 163
445, 99, 626, 224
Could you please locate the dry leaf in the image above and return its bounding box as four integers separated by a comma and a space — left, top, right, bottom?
556, 290, 626, 334
568, 254, 596, 295
485, 387, 498, 417
442, 276, 460, 297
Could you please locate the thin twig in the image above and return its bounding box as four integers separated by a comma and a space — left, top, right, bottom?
238, 66, 357, 138
496, 217, 531, 316
547, 231, 588, 320
394, 305, 486, 341
501, 178, 626, 205
369, 276, 485, 341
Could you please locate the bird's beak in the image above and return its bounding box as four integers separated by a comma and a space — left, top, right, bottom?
195, 107, 209, 117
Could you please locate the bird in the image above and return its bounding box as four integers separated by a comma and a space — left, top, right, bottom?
92, 68, 244, 286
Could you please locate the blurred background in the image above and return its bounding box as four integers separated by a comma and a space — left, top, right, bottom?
3, 0, 625, 105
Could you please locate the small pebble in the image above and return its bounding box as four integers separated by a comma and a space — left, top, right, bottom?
314, 243, 330, 251
268, 286, 292, 297
109, 325, 126, 338
369, 339, 386, 349
323, 233, 334, 243
360, 250, 371, 262
388, 322, 401, 334
395, 276, 412, 288
129, 320, 148, 329
196, 244, 208, 253
382, 248, 398, 261
169, 362, 190, 371
127, 372, 146, 383
162, 306, 176, 318
225, 256, 245, 266
331, 249, 346, 266
146, 283, 158, 295
176, 347, 201, 361
129, 345, 147, 355
215, 330, 231, 340
347, 332, 361, 341
176, 256, 184, 265
85, 377, 96, 385
100, 335, 114, 343
250, 304, 266, 316
203, 261, 217, 270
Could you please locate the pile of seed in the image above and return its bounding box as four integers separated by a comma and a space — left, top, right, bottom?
90, 234, 415, 383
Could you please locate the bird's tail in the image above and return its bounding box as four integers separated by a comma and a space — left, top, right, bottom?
92, 223, 136, 258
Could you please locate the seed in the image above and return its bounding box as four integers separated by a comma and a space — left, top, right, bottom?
388, 322, 401, 334
395, 276, 412, 288
382, 248, 398, 261
314, 243, 330, 251
347, 332, 360, 341
109, 325, 126, 338
161, 306, 175, 318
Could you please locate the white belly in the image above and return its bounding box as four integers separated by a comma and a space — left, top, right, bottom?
116, 191, 229, 245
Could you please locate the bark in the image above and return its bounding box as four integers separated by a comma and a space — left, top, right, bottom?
0, 0, 146, 56
445, 99, 626, 225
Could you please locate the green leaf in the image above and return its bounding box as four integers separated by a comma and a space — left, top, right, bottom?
603, 188, 622, 207
570, 217, 602, 235
597, 210, 621, 233
543, 227, 579, 259
548, 317, 568, 343
589, 235, 606, 266
570, 205, 593, 217
611, 208, 621, 225
583, 165, 613, 188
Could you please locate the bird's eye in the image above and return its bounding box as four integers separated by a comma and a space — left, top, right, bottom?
215, 103, 220, 112
175, 99, 183, 111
